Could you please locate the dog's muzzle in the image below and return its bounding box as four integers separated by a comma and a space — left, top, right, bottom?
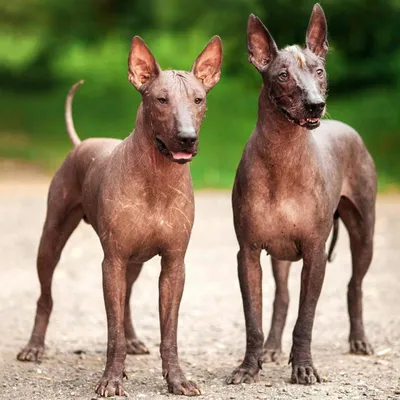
156, 137, 197, 164
279, 107, 324, 130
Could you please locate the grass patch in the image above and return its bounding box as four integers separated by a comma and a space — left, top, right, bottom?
0, 80, 399, 191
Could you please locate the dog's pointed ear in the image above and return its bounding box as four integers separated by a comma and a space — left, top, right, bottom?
128, 36, 161, 91
191, 36, 223, 92
247, 14, 278, 72
306, 4, 328, 58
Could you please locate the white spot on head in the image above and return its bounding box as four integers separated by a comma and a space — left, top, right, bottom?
284, 45, 306, 68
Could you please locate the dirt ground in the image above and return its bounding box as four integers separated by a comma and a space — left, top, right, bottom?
1, 170, 399, 400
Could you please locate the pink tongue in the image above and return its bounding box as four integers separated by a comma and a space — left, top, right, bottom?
300, 119, 307, 126
171, 152, 192, 160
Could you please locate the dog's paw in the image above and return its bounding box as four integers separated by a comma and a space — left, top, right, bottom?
164, 369, 201, 396
262, 347, 282, 363
291, 364, 320, 385
226, 365, 260, 385
95, 371, 126, 397
17, 343, 44, 362
167, 378, 201, 396
350, 339, 373, 355
126, 338, 150, 355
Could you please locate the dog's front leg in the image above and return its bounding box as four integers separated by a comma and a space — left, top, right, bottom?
290, 245, 327, 385
96, 255, 128, 397
159, 254, 200, 396
227, 247, 263, 384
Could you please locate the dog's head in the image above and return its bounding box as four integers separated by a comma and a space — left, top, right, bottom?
128, 36, 222, 163
248, 4, 328, 130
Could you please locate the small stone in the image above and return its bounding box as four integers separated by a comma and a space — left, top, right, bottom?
374, 360, 389, 366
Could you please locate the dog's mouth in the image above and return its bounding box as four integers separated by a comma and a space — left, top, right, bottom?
280, 108, 321, 130
156, 137, 196, 164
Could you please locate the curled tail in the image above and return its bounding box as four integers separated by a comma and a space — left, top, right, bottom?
327, 210, 339, 262
65, 80, 84, 147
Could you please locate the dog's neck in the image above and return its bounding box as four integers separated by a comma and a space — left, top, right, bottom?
253, 85, 318, 183
255, 86, 313, 163
126, 104, 189, 177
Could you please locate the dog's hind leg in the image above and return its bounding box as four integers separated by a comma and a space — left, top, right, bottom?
263, 258, 291, 362
124, 262, 149, 355
338, 195, 375, 355
17, 166, 83, 362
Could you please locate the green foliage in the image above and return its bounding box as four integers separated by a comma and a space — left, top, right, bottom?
0, 0, 399, 190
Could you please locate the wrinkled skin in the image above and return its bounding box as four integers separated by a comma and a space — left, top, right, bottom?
226, 4, 376, 387
17, 35, 223, 397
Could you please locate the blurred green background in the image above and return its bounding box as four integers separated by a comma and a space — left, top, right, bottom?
1, 0, 399, 190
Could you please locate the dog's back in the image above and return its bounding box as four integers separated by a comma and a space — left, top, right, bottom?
313, 119, 377, 203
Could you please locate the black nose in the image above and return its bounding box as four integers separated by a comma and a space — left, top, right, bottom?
306, 100, 325, 114
178, 129, 197, 146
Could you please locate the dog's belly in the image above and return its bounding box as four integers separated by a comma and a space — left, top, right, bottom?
263, 237, 301, 262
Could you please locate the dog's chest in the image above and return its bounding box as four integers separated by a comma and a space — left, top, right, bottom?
97, 186, 194, 260
243, 191, 327, 261
264, 199, 309, 260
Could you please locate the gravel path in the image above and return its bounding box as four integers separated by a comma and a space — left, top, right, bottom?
0, 175, 399, 400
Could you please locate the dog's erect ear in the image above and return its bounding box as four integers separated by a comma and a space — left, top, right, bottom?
128, 36, 161, 91
247, 14, 278, 72
191, 36, 223, 92
306, 4, 328, 58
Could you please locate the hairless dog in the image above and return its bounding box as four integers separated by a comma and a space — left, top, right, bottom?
226, 4, 376, 386
17, 35, 222, 397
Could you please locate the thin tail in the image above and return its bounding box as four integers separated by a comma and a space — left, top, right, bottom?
327, 210, 339, 262
65, 80, 84, 147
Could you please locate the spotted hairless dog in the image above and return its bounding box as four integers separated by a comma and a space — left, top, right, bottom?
226, 4, 376, 386
17, 35, 222, 397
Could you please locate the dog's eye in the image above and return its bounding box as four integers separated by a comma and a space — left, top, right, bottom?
194, 98, 203, 105
157, 97, 168, 104
316, 69, 324, 77
278, 72, 289, 82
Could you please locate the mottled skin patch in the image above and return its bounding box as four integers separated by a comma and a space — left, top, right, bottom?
16, 36, 223, 397
226, 4, 376, 387
284, 45, 307, 68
